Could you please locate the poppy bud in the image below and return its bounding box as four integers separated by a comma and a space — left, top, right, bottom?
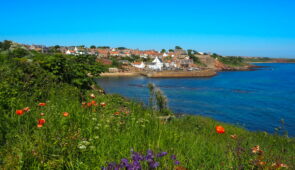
23, 107, 30, 112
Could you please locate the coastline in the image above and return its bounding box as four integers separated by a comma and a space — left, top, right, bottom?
100, 69, 217, 78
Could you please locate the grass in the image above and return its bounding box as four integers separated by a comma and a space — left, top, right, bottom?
0, 84, 294, 169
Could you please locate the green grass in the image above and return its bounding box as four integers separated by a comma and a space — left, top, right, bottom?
1, 84, 294, 169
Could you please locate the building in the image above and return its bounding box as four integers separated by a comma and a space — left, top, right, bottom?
147, 57, 163, 70
131, 61, 145, 69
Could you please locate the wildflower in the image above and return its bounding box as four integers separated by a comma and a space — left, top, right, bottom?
90, 93, 96, 98
40, 113, 45, 116
16, 110, 24, 115
78, 145, 86, 150
272, 162, 288, 168
175, 160, 180, 165
215, 125, 225, 134
230, 134, 237, 139
63, 112, 69, 117
38, 103, 46, 106
82, 102, 87, 107
171, 155, 177, 160
255, 160, 266, 166
114, 112, 120, 116
87, 102, 92, 107
80, 140, 90, 145
175, 166, 187, 170
23, 107, 30, 112
100, 102, 106, 107
157, 152, 168, 157
91, 100, 96, 105
251, 145, 263, 154
37, 124, 43, 128
38, 118, 46, 125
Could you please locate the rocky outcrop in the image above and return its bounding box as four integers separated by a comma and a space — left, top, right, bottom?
214, 59, 252, 71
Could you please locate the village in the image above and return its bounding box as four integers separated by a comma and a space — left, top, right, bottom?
24, 44, 219, 75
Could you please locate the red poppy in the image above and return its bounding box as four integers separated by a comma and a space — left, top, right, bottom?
23, 107, 30, 112
37, 124, 43, 128
215, 125, 225, 134
40, 113, 45, 116
38, 118, 46, 125
87, 102, 92, 107
38, 103, 46, 106
63, 112, 69, 117
91, 100, 96, 105
16, 110, 24, 115
100, 102, 106, 107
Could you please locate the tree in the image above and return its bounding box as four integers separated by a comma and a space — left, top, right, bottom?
161, 49, 166, 53
90, 45, 96, 49
97, 46, 110, 49
117, 47, 126, 50
0, 40, 12, 50
175, 46, 182, 50
168, 49, 174, 52
187, 49, 193, 56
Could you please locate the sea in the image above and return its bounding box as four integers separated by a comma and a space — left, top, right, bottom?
95, 63, 295, 136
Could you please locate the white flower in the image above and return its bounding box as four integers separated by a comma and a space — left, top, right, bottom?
78, 145, 86, 150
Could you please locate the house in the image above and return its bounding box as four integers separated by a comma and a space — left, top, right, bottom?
66, 49, 75, 55
163, 60, 177, 68
110, 51, 120, 56
108, 68, 119, 73
147, 57, 163, 70
131, 61, 145, 69
118, 60, 130, 65
97, 49, 109, 58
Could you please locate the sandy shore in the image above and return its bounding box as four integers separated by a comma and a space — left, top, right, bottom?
100, 70, 217, 78
145, 70, 217, 78
100, 72, 143, 77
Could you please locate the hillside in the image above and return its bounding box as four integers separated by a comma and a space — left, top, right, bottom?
0, 41, 294, 169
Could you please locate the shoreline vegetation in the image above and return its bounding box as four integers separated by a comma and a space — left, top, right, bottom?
1, 40, 294, 169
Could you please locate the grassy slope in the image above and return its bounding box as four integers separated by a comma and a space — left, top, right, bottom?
1, 84, 294, 169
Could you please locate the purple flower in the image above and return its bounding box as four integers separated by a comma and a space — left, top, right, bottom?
174, 160, 180, 165
120, 158, 131, 168
156, 152, 168, 157
171, 155, 176, 160
145, 150, 154, 160
132, 160, 141, 170
148, 161, 160, 168
132, 152, 144, 161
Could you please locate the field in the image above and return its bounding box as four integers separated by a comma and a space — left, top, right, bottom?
0, 41, 294, 169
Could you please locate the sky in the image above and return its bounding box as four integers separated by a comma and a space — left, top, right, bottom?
0, 0, 295, 58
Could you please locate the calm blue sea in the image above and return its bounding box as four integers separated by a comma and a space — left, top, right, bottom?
95, 63, 295, 136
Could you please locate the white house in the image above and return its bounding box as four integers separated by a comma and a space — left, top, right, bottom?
132, 61, 146, 69
164, 61, 177, 68
162, 53, 168, 57
148, 57, 163, 70
65, 49, 75, 55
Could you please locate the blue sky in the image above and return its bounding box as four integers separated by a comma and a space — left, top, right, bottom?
1, 0, 295, 58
